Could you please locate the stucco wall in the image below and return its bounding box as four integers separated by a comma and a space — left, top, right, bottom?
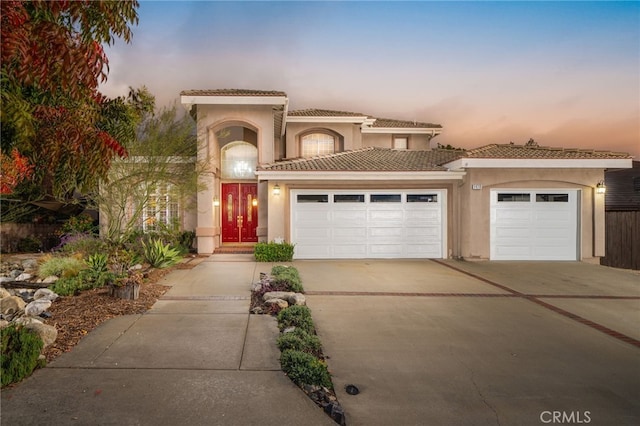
284, 122, 362, 158
194, 104, 276, 253
458, 168, 606, 261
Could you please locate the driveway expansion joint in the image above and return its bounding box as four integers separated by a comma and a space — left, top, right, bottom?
430, 259, 640, 349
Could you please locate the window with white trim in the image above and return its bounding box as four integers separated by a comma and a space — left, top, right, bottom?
301, 133, 335, 157
143, 183, 179, 231
393, 136, 408, 150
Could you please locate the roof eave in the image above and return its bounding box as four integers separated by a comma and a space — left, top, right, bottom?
256, 170, 466, 181
285, 116, 370, 124
444, 158, 633, 169
361, 127, 443, 135
180, 95, 288, 106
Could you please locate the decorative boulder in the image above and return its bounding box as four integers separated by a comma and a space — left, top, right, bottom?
24, 322, 58, 348
288, 293, 306, 306
264, 298, 289, 309
263, 291, 295, 302
25, 299, 52, 317
14, 316, 43, 326
21, 259, 39, 271
33, 288, 59, 302
40, 276, 59, 284
15, 273, 32, 282
0, 287, 11, 299
1, 296, 26, 316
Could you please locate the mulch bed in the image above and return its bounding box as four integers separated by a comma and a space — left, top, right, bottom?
42, 268, 171, 362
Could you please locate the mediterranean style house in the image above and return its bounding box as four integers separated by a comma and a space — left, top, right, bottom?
178, 89, 632, 262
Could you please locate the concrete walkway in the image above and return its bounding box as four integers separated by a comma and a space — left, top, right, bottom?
1, 255, 335, 426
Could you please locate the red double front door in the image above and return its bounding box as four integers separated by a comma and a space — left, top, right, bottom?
221, 183, 258, 243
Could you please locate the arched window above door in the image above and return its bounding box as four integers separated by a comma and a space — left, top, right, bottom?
301, 133, 337, 157
221, 141, 257, 179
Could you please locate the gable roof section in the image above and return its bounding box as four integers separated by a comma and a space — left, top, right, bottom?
443, 143, 632, 169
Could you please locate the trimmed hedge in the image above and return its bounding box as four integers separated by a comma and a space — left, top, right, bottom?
280, 349, 333, 389
271, 265, 303, 293
254, 242, 295, 262
277, 305, 314, 334
277, 328, 322, 356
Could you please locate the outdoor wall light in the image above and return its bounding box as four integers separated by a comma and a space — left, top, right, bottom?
273, 184, 281, 196
596, 181, 606, 194
252, 197, 258, 207
213, 197, 220, 207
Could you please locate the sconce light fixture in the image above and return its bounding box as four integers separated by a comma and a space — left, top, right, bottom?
213, 196, 220, 207
252, 197, 258, 207
273, 184, 281, 196
596, 181, 606, 194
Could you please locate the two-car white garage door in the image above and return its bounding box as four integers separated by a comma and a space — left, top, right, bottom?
291, 190, 446, 259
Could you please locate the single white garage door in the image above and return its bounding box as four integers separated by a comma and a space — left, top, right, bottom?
291, 190, 446, 259
490, 190, 579, 260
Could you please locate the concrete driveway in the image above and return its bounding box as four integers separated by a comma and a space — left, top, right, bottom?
298, 260, 640, 426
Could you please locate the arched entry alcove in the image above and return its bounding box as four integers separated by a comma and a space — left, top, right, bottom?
214, 125, 259, 244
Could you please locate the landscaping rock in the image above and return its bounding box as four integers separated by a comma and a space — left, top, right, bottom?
0, 277, 13, 284
264, 298, 289, 309
0, 319, 9, 329
33, 288, 58, 302
282, 326, 296, 334
25, 299, 52, 317
263, 291, 295, 302
250, 306, 264, 315
14, 316, 43, 326
40, 276, 59, 284
288, 293, 306, 306
0, 287, 11, 299
24, 322, 58, 348
9, 269, 22, 278
1, 295, 26, 315
21, 259, 39, 271
15, 273, 32, 282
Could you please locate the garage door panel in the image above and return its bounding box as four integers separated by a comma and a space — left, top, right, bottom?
491, 190, 578, 261
292, 190, 445, 259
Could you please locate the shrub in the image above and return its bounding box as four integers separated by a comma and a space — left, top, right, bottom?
1, 325, 44, 387
271, 265, 303, 293
280, 350, 332, 389
277, 305, 314, 334
17, 236, 41, 252
60, 213, 95, 234
142, 238, 181, 268
86, 253, 108, 273
109, 248, 142, 275
38, 255, 86, 278
57, 233, 107, 257
277, 329, 322, 356
254, 241, 295, 262
48, 276, 84, 296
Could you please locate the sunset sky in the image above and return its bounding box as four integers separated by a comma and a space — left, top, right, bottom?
101, 1, 640, 157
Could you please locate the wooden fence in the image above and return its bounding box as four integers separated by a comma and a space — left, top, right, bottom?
600, 211, 640, 270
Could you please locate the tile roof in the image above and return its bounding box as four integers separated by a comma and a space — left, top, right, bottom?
180, 89, 287, 97
287, 108, 442, 128
288, 108, 367, 117
464, 143, 632, 159
258, 147, 462, 172
371, 117, 442, 129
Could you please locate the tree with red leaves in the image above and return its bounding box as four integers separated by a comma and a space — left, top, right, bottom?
1, 0, 139, 200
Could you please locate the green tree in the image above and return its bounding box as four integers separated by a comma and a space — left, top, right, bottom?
1, 0, 139, 200
95, 103, 209, 241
